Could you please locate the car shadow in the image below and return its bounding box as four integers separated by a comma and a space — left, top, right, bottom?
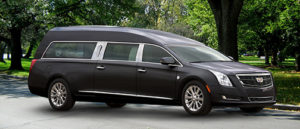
33, 102, 300, 121
0, 77, 36, 98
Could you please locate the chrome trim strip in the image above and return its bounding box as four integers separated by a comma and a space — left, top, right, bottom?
91, 42, 106, 60
41, 58, 92, 61
236, 73, 271, 76
79, 90, 173, 100
136, 43, 144, 62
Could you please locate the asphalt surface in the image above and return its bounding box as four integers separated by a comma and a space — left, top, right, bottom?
0, 77, 299, 129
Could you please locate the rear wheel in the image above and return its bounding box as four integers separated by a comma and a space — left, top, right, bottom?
182, 81, 212, 115
106, 102, 126, 108
240, 107, 264, 113
48, 79, 75, 110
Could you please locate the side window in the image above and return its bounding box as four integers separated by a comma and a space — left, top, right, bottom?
43, 42, 96, 59
103, 43, 139, 61
142, 45, 172, 63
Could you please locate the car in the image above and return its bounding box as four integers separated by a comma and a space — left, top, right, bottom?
28, 26, 276, 115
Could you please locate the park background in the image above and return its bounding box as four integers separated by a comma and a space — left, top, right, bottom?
0, 0, 299, 105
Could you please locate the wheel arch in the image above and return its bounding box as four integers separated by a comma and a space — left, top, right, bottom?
45, 74, 70, 97
177, 76, 209, 103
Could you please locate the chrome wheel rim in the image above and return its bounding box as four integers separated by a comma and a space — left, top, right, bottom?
184, 85, 204, 111
50, 82, 67, 107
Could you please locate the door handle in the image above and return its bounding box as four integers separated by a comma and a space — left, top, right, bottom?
137, 68, 146, 73
96, 65, 105, 70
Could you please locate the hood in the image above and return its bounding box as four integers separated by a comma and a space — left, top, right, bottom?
191, 61, 269, 75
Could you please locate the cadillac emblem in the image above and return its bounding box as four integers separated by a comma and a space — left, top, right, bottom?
256, 77, 264, 83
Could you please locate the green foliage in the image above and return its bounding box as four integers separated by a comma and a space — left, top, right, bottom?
49, 0, 138, 26
239, 0, 299, 54
184, 0, 217, 48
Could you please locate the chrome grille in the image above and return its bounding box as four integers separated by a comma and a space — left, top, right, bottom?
236, 73, 273, 87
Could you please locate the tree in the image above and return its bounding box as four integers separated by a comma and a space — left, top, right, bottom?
0, 0, 48, 70
207, 0, 244, 60
278, 0, 300, 70
185, 0, 218, 48
239, 0, 299, 69
49, 0, 137, 26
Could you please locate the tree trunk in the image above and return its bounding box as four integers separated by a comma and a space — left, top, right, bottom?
7, 43, 10, 60
296, 51, 300, 71
271, 49, 278, 66
9, 28, 24, 70
0, 42, 6, 63
24, 42, 34, 59
208, 0, 244, 61
264, 47, 270, 65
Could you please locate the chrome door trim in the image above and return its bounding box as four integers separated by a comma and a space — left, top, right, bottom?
136, 43, 144, 62
78, 90, 173, 100
91, 42, 106, 60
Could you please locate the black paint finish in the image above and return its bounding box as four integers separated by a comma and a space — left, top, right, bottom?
28, 26, 276, 107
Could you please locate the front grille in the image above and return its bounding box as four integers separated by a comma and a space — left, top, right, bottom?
249, 96, 274, 102
236, 73, 273, 87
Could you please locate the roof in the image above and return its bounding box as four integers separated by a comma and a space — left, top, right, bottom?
50, 26, 204, 45
35, 26, 205, 59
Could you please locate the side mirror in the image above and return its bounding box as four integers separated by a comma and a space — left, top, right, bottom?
160, 57, 176, 65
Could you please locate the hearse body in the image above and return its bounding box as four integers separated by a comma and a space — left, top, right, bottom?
28, 26, 276, 115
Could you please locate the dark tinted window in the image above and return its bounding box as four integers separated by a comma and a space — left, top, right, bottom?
142, 45, 171, 63
43, 42, 96, 59
168, 45, 231, 62
103, 43, 139, 61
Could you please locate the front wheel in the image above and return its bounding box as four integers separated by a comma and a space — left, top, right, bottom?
240, 107, 264, 113
48, 79, 75, 111
182, 81, 212, 115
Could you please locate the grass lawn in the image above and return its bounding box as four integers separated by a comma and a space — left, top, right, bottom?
0, 58, 32, 77
0, 56, 299, 105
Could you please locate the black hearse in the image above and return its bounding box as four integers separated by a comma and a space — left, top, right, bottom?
28, 26, 276, 115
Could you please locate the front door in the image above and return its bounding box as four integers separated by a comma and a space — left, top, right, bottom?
137, 44, 178, 99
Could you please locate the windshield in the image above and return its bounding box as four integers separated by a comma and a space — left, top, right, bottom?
168, 45, 232, 63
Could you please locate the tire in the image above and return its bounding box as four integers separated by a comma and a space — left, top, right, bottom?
240, 107, 264, 113
182, 81, 212, 115
106, 102, 126, 108
48, 78, 75, 111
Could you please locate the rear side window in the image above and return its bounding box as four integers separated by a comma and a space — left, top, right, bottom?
43, 42, 96, 59
103, 43, 139, 61
142, 45, 171, 63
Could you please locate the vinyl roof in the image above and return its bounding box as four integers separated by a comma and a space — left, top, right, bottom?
50, 26, 204, 45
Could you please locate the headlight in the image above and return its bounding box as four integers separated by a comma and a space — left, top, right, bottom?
209, 70, 233, 87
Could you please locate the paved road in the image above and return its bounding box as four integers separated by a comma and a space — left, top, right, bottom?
0, 77, 299, 129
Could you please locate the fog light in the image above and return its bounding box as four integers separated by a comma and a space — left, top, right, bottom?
222, 95, 227, 100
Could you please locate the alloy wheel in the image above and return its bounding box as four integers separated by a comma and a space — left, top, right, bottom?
184, 85, 204, 112
50, 82, 67, 107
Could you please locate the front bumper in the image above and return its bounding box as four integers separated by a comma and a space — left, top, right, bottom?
209, 75, 276, 107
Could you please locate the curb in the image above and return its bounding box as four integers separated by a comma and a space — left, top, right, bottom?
0, 74, 28, 80
268, 104, 300, 111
